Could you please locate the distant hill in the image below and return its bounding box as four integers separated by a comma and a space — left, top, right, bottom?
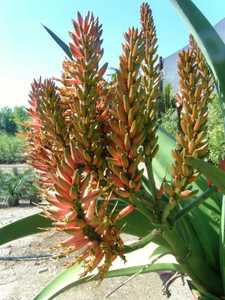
163, 17, 225, 90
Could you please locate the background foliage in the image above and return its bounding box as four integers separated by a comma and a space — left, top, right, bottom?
0, 106, 28, 164
160, 93, 225, 165
0, 167, 41, 207
0, 134, 25, 164
0, 106, 28, 135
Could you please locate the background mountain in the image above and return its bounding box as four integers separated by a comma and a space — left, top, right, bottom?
163, 17, 225, 90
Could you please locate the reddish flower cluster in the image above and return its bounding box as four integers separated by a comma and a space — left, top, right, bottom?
27, 3, 161, 278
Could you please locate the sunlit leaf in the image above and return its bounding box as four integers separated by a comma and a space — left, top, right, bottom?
187, 157, 225, 194
170, 0, 225, 104
34, 262, 182, 300
149, 245, 171, 260
124, 230, 160, 254
0, 213, 51, 246
168, 187, 217, 225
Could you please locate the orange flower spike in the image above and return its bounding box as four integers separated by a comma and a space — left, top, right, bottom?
140, 2, 160, 159
166, 35, 214, 203
26, 78, 63, 192
108, 26, 145, 198
60, 12, 108, 175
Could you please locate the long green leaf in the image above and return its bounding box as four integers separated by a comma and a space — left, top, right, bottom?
0, 208, 162, 247
0, 209, 151, 246
141, 175, 153, 197
170, 0, 225, 103
187, 157, 225, 194
149, 245, 171, 259
152, 128, 174, 185
0, 213, 51, 246
0, 207, 162, 246
42, 25, 73, 60
34, 262, 181, 300
220, 196, 225, 293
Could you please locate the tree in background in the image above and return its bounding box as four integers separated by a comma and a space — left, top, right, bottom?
0, 107, 17, 135
0, 106, 29, 135
157, 83, 176, 116
13, 106, 29, 132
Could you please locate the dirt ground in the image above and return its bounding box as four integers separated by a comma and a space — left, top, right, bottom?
0, 207, 194, 300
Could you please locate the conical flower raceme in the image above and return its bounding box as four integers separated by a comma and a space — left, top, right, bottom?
59, 12, 109, 176
26, 78, 61, 188
36, 79, 68, 153
107, 26, 145, 199
164, 35, 214, 203
140, 2, 160, 158
107, 3, 161, 199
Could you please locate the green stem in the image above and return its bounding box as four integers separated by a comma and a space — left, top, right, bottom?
124, 229, 161, 254
145, 157, 157, 200
133, 200, 153, 222
141, 175, 154, 197
168, 187, 217, 225
197, 290, 222, 300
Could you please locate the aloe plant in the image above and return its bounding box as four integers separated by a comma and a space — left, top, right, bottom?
2, 1, 225, 299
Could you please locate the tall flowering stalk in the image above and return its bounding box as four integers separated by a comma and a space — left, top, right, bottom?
27, 79, 62, 188
140, 2, 160, 159
60, 12, 108, 174
163, 35, 214, 207
107, 26, 144, 201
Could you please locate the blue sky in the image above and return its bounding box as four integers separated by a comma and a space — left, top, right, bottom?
0, 0, 224, 107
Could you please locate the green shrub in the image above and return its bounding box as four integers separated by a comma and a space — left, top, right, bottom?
0, 107, 17, 135
0, 167, 41, 207
158, 83, 176, 114
0, 106, 29, 135
0, 134, 25, 164
160, 107, 178, 136
208, 97, 225, 164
